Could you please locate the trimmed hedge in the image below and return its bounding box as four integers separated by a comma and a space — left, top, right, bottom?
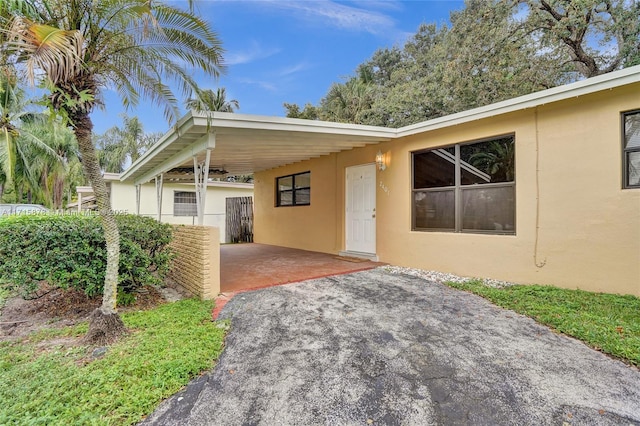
0, 213, 173, 298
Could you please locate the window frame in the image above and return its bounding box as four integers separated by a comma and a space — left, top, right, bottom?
275, 171, 311, 207
412, 134, 516, 235
173, 191, 197, 217
623, 109, 640, 189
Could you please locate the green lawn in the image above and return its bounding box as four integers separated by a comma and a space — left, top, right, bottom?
445, 280, 640, 366
0, 299, 227, 425
4, 280, 638, 425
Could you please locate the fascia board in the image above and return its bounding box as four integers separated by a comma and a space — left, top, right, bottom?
132, 133, 215, 186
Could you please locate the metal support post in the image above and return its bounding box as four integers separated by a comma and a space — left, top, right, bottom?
155, 174, 163, 222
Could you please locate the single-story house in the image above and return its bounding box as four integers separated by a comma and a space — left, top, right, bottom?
120, 65, 640, 296
71, 172, 254, 243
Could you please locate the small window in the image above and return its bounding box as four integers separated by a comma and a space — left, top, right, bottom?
174, 191, 197, 216
276, 171, 310, 207
623, 110, 640, 188
412, 135, 515, 234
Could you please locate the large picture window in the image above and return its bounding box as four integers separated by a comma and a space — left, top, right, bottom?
412, 135, 515, 234
623, 110, 640, 188
174, 191, 197, 216
276, 171, 310, 206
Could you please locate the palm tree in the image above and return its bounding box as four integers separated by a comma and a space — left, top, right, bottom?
468, 139, 515, 182
186, 87, 239, 113
96, 114, 159, 173
20, 115, 82, 209
1, 0, 224, 343
320, 67, 375, 124
0, 68, 60, 202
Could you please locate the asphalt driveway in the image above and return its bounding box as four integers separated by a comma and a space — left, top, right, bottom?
142, 268, 640, 425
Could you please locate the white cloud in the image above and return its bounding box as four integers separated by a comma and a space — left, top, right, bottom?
236, 77, 278, 92
278, 62, 312, 77
264, 0, 397, 35
351, 0, 404, 12
226, 41, 281, 66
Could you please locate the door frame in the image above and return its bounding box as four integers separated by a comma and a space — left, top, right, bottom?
341, 163, 378, 261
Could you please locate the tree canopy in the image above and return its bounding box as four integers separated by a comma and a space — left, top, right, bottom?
186, 87, 239, 113
96, 114, 160, 173
285, 0, 640, 127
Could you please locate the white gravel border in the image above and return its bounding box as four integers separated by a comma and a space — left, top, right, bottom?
379, 265, 517, 288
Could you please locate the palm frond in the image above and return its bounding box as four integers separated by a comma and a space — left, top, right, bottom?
0, 128, 17, 183
6, 17, 84, 86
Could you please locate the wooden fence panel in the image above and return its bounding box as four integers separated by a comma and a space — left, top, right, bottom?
226, 196, 254, 243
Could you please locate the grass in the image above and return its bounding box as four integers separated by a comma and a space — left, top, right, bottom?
0, 299, 227, 425
0, 286, 9, 310
445, 280, 640, 366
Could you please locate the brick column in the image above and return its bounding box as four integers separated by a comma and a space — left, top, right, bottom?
168, 225, 220, 299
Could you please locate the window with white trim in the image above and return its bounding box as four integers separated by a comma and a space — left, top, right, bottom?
276, 171, 310, 206
412, 135, 515, 234
623, 110, 640, 188
174, 191, 197, 216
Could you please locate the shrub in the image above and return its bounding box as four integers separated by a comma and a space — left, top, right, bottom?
0, 213, 173, 298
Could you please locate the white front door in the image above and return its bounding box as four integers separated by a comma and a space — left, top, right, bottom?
346, 164, 376, 254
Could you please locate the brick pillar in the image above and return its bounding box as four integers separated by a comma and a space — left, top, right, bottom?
168, 225, 220, 299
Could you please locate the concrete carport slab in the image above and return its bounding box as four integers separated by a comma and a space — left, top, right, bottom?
142, 269, 640, 426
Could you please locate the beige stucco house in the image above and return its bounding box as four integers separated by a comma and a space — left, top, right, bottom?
72, 173, 253, 243
121, 65, 640, 296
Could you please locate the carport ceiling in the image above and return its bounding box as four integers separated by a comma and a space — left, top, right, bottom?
120, 111, 396, 185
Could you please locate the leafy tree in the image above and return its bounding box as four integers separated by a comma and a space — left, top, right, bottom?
319, 68, 376, 124
1, 0, 224, 343
521, 0, 640, 77
186, 87, 239, 113
96, 114, 159, 173
365, 23, 450, 127
284, 102, 320, 120
438, 1, 565, 113
286, 65, 378, 124
284, 0, 639, 127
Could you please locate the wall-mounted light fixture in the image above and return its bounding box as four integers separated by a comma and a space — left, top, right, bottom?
375, 150, 386, 171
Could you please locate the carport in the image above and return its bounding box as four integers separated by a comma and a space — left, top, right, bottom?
120, 111, 394, 225
220, 243, 382, 293
119, 111, 394, 295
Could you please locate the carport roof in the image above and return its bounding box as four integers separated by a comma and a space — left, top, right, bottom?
119, 112, 396, 185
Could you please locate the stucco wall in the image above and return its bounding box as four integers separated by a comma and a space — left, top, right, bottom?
109, 181, 253, 243
168, 225, 220, 300
254, 155, 341, 253
254, 82, 640, 295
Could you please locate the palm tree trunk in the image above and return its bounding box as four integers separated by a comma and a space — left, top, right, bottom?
73, 113, 126, 344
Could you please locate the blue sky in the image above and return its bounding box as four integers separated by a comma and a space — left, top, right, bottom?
91, 0, 465, 135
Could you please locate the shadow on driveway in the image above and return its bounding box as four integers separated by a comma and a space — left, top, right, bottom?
142, 268, 640, 425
